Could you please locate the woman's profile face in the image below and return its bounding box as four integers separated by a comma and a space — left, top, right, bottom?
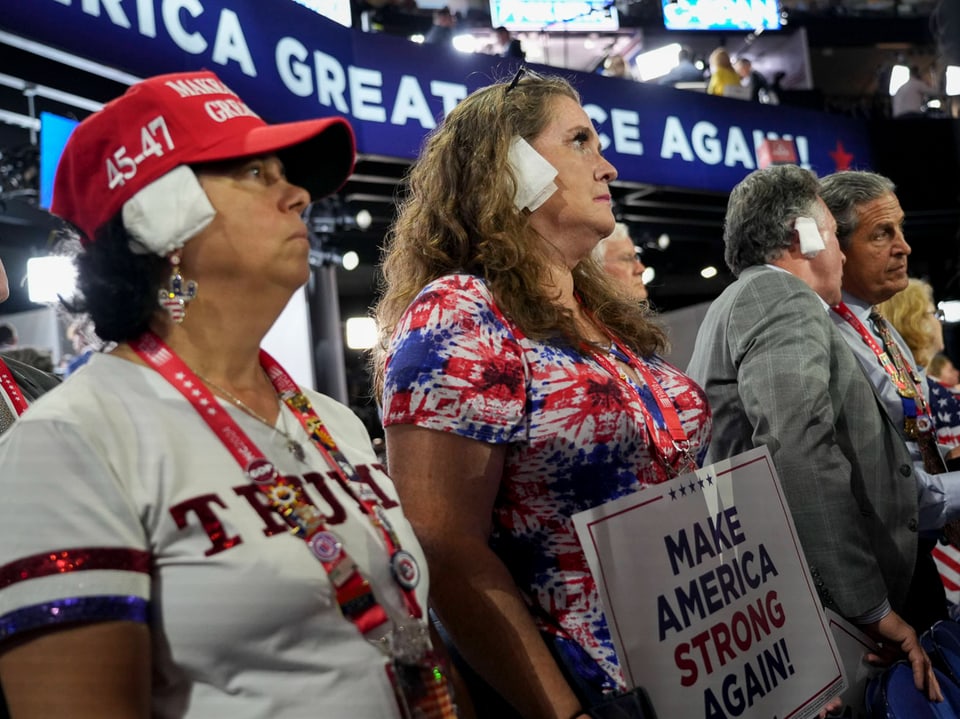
526, 95, 618, 266
188, 154, 313, 294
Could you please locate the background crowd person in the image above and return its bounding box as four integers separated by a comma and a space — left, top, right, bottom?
424, 6, 457, 46
686, 164, 941, 704
494, 25, 524, 60
601, 54, 632, 79
821, 169, 960, 631
892, 64, 938, 118
373, 69, 712, 719
592, 222, 648, 300
734, 57, 772, 102
353, 0, 422, 35
656, 47, 704, 86
929, 353, 960, 393
61, 314, 99, 376
876, 278, 960, 452
0, 320, 16, 349
707, 47, 742, 97
0, 70, 460, 719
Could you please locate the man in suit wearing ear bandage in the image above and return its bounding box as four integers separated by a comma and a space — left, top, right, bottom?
687, 164, 943, 705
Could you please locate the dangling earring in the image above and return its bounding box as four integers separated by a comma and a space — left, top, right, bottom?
157, 252, 198, 324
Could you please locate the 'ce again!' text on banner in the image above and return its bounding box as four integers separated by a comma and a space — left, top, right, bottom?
3, 0, 871, 193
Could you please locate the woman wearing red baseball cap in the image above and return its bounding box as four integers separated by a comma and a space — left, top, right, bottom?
0, 70, 459, 719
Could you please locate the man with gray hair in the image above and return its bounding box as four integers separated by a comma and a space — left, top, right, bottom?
820, 169, 960, 633
592, 222, 648, 300
687, 164, 941, 701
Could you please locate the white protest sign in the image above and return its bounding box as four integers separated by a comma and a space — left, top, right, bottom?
573, 446, 846, 719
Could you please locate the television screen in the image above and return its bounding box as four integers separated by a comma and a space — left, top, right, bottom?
661, 0, 781, 32
490, 0, 620, 33
290, 0, 351, 28
39, 111, 79, 210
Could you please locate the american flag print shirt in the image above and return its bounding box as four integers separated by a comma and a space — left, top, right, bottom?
382, 274, 712, 686
929, 377, 960, 449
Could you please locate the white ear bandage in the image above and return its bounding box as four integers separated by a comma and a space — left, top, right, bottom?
794, 216, 825, 258
507, 136, 558, 212
122, 165, 217, 256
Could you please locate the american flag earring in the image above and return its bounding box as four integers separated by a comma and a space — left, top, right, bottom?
157, 251, 198, 324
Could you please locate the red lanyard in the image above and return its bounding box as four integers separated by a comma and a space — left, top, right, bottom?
589, 337, 695, 476
0, 358, 29, 416
831, 302, 927, 411
130, 332, 422, 633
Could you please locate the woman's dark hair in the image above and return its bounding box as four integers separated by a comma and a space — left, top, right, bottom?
68, 214, 169, 343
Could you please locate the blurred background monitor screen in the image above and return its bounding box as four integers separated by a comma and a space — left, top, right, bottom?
661, 0, 781, 31
290, 0, 352, 27
39, 111, 79, 210
490, 0, 620, 32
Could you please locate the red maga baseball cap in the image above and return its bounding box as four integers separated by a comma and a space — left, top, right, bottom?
51, 69, 356, 244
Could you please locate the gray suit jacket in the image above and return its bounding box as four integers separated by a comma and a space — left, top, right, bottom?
686, 266, 918, 619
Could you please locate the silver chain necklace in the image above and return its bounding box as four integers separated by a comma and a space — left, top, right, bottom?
195, 372, 307, 462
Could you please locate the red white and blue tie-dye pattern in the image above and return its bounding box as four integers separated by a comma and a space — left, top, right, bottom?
382, 274, 712, 688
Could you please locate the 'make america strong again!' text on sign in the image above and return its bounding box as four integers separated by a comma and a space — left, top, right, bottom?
574, 448, 845, 719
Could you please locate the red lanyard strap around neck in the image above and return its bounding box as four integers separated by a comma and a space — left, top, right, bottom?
129, 332, 422, 632
587, 332, 695, 476
578, 301, 691, 447
831, 302, 927, 410
0, 358, 29, 416
830, 301, 947, 476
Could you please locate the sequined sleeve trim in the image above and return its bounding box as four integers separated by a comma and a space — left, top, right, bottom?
0, 547, 151, 589
0, 595, 149, 641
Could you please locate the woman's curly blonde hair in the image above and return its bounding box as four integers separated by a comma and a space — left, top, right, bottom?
875, 277, 940, 367
371, 71, 666, 398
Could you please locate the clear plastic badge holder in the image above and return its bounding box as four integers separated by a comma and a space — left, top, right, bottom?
387, 622, 459, 719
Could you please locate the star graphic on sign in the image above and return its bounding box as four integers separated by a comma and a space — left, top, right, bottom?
669, 488, 677, 501
830, 140, 854, 171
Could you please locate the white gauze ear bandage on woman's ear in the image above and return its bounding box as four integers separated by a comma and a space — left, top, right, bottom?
507, 136, 558, 212
122, 165, 217, 256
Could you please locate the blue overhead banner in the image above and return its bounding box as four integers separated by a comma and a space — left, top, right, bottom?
2, 0, 871, 193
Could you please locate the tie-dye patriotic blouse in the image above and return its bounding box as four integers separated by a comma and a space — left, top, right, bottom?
381, 274, 712, 689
